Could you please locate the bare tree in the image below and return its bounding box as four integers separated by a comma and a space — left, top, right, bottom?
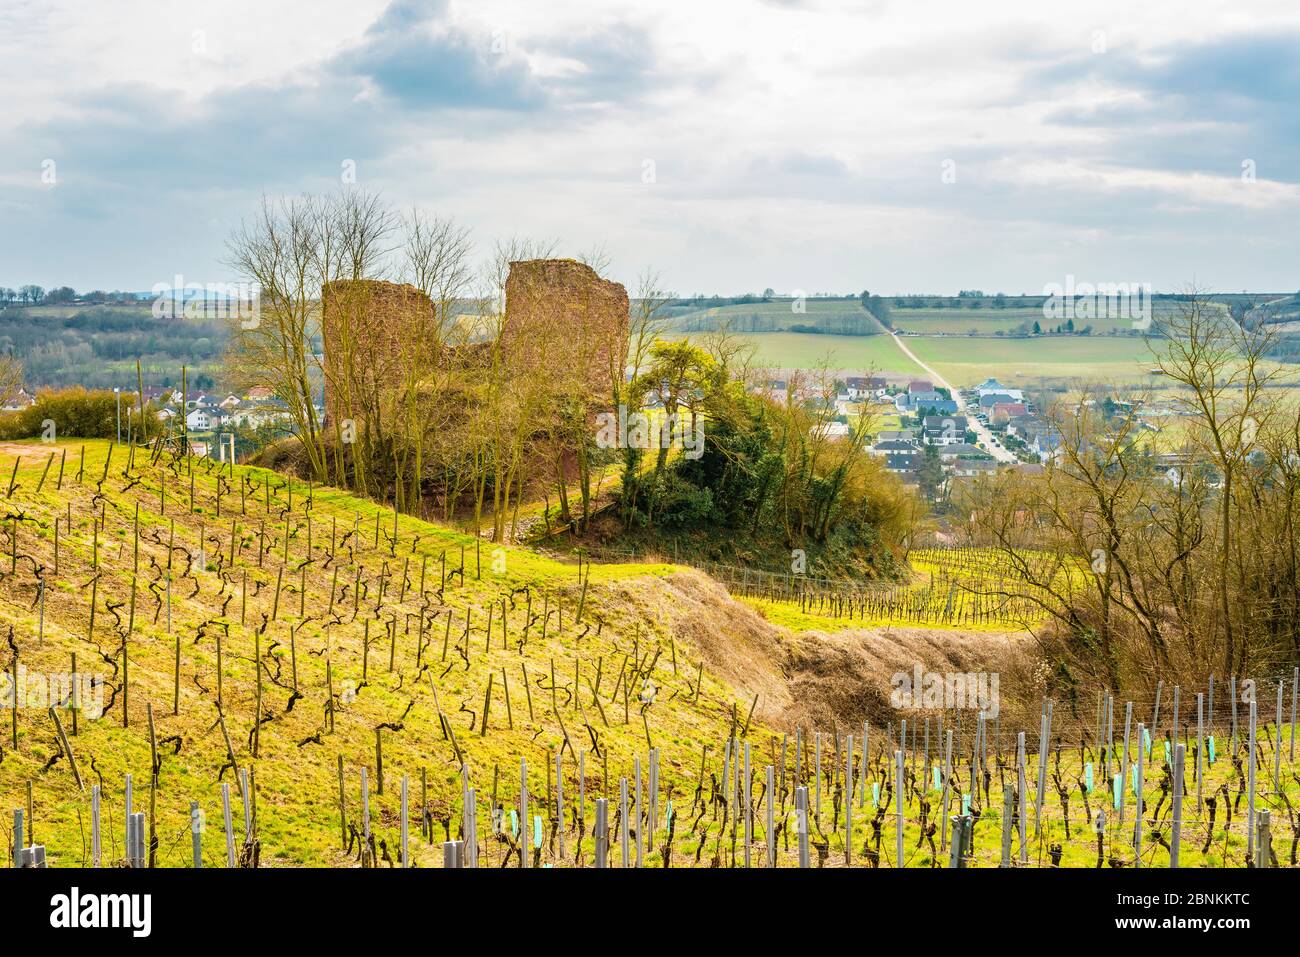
225, 190, 397, 485
476, 237, 559, 539
0, 355, 24, 406
577, 242, 612, 277
1154, 290, 1279, 674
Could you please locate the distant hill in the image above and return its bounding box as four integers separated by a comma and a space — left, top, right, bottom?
666, 297, 881, 335
1248, 293, 1300, 330
0, 303, 227, 391
1245, 293, 1300, 363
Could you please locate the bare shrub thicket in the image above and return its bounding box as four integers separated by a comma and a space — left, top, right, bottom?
959, 293, 1298, 693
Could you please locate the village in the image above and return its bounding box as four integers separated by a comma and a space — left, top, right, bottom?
88, 384, 300, 460
757, 374, 1061, 496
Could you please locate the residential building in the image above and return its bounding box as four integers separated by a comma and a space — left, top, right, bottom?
1006, 415, 1040, 439
949, 455, 998, 477
845, 376, 886, 398
871, 438, 919, 456
813, 421, 851, 439
1031, 429, 1063, 461
974, 378, 1024, 402
936, 442, 984, 461
895, 392, 957, 415
186, 407, 219, 431
978, 392, 1018, 411
991, 402, 1027, 425
922, 415, 968, 445
885, 452, 919, 474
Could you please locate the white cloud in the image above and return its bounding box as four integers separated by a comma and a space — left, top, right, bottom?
2, 0, 1299, 293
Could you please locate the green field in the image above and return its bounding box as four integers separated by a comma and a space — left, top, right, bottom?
670, 331, 923, 376
889, 300, 1214, 337
892, 308, 1139, 336
669, 298, 878, 335
903, 335, 1164, 387
667, 329, 1163, 385
3, 438, 1294, 869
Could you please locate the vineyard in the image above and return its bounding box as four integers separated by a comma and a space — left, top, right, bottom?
588, 546, 1053, 632
0, 438, 1296, 868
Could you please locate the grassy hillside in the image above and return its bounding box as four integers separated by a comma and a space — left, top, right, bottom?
665, 328, 1163, 386
891, 307, 1137, 336
0, 303, 227, 391
668, 298, 878, 335
676, 330, 923, 376
0, 439, 1292, 868
664, 297, 1293, 392
0, 438, 779, 866
902, 335, 1164, 387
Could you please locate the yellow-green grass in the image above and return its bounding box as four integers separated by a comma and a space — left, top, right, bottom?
743, 545, 1056, 634
1, 440, 1291, 868
666, 328, 1167, 388
0, 438, 750, 867
666, 331, 924, 376
742, 596, 1017, 634
671, 298, 874, 332
901, 335, 1168, 388
888, 299, 1213, 336
892, 306, 1137, 336
860, 407, 904, 434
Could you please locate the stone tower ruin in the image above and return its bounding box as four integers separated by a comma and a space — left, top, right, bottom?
501, 259, 629, 402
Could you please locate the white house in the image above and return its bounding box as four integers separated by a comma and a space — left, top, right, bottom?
845, 376, 887, 399
975, 378, 1024, 404
875, 429, 916, 444
228, 406, 292, 429
922, 415, 968, 446
937, 442, 984, 461
871, 438, 918, 456
186, 407, 223, 431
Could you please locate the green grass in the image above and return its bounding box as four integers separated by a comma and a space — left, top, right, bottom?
0, 438, 747, 867
892, 307, 1139, 336
902, 335, 1166, 387
669, 331, 923, 376
667, 329, 1166, 387
3, 439, 1291, 868
670, 299, 877, 335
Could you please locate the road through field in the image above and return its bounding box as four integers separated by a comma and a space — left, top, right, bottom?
886, 332, 1019, 463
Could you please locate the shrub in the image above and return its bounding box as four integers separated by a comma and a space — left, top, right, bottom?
0, 387, 121, 440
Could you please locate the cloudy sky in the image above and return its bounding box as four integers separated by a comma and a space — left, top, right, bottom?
2, 0, 1298, 296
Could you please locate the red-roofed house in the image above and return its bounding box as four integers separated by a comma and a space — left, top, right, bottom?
991, 402, 1027, 425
